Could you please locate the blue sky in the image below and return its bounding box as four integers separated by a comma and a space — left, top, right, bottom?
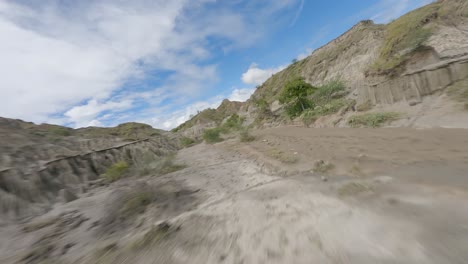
0, 0, 432, 129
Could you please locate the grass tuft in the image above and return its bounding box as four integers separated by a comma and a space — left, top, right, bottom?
239, 129, 255, 142
338, 182, 372, 196
202, 127, 224, 143
180, 137, 197, 147
312, 160, 335, 174
266, 148, 299, 164
348, 112, 400, 128
103, 161, 129, 182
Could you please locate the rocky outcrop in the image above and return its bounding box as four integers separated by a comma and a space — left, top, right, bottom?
358, 55, 468, 105
0, 137, 178, 219
175, 99, 244, 138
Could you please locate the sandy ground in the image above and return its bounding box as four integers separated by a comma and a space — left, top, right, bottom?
1, 127, 468, 263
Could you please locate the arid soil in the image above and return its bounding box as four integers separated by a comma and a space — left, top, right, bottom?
1, 127, 468, 263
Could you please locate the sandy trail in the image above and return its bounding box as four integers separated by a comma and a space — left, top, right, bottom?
2, 127, 468, 263
145, 127, 468, 264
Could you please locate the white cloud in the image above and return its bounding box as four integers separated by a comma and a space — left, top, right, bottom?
228, 88, 255, 102
241, 63, 286, 86
64, 99, 133, 128
88, 120, 103, 127
0, 0, 302, 127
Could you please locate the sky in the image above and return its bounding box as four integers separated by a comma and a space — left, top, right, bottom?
0, 0, 433, 130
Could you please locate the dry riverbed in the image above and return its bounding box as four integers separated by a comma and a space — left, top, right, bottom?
1, 127, 468, 263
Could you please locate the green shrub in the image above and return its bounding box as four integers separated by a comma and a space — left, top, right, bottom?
301, 99, 349, 127
180, 137, 196, 147
348, 112, 400, 128
284, 98, 314, 119
103, 161, 129, 182
301, 109, 318, 127
223, 114, 244, 130
313, 79, 346, 102
203, 127, 223, 143
279, 77, 317, 119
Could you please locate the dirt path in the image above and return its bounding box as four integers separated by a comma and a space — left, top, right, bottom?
2, 127, 468, 263
142, 129, 468, 264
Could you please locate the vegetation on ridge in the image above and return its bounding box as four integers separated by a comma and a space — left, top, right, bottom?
368, 0, 467, 75
201, 114, 245, 143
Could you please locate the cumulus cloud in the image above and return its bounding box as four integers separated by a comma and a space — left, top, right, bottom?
241, 63, 286, 86
0, 0, 302, 127
64, 99, 133, 128
228, 88, 255, 102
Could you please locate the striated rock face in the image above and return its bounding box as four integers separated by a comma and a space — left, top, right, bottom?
358, 55, 468, 105
0, 118, 178, 219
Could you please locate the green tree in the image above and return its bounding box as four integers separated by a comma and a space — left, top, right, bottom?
279, 77, 316, 118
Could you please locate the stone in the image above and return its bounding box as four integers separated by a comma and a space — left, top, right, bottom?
408, 100, 421, 106
59, 189, 78, 203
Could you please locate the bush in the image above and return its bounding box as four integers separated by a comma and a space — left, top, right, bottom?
301, 109, 318, 128
301, 99, 349, 127
203, 127, 223, 143
284, 98, 314, 119
279, 77, 317, 119
103, 161, 129, 182
313, 79, 346, 102
348, 112, 400, 128
223, 114, 244, 130
180, 137, 196, 147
